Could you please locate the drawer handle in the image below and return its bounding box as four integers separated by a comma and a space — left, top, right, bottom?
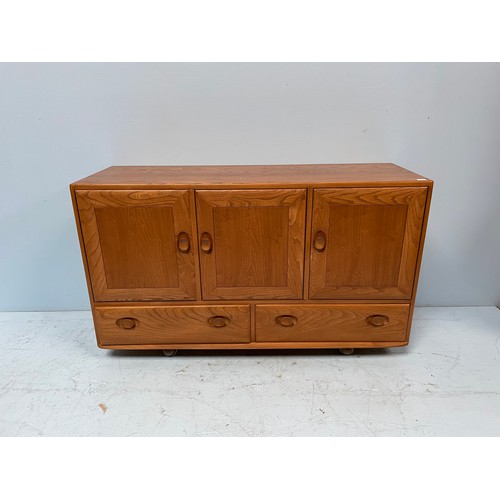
116, 317, 139, 329
313, 231, 327, 252
366, 315, 389, 327
200, 232, 213, 254
177, 232, 190, 253
276, 315, 297, 327
208, 316, 229, 328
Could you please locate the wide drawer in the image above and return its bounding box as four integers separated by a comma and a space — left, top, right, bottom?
255, 304, 409, 342
95, 305, 251, 345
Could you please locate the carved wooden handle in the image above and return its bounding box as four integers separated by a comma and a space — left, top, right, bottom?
116, 317, 138, 329
200, 232, 213, 254
313, 231, 326, 252
366, 315, 389, 327
275, 315, 297, 327
177, 232, 190, 253
208, 316, 229, 328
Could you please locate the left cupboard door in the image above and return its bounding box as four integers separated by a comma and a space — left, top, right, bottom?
75, 190, 197, 301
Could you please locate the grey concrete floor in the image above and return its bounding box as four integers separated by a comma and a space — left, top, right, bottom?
0, 307, 499, 436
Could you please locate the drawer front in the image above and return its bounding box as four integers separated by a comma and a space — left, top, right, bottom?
255, 304, 409, 342
95, 305, 250, 345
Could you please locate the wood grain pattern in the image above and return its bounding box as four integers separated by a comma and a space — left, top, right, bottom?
326, 204, 407, 285
76, 190, 196, 301
95, 305, 250, 345
95, 206, 179, 288
255, 304, 409, 342
71, 163, 432, 189
196, 189, 306, 299
309, 187, 427, 299
214, 206, 289, 287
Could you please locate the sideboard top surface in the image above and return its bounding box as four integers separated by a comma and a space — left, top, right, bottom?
71, 163, 432, 189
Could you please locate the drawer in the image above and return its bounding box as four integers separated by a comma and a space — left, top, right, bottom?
255, 304, 409, 342
95, 305, 250, 345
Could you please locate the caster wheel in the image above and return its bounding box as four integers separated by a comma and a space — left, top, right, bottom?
340, 348, 354, 356
162, 349, 178, 357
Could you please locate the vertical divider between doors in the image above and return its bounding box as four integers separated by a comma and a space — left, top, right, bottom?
250, 304, 256, 342
190, 189, 203, 301
302, 187, 314, 302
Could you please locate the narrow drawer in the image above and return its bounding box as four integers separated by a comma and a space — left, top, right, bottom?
255, 304, 409, 342
95, 305, 251, 345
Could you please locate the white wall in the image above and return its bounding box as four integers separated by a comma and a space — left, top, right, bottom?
1, 63, 499, 310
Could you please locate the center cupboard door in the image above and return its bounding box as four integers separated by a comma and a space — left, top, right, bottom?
76, 190, 197, 301
309, 187, 427, 299
195, 189, 306, 300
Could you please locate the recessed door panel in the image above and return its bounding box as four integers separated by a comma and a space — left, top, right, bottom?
214, 206, 289, 287
76, 190, 196, 301
95, 206, 179, 289
196, 189, 306, 299
309, 187, 427, 299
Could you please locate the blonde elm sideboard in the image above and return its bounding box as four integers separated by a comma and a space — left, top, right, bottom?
70, 164, 433, 356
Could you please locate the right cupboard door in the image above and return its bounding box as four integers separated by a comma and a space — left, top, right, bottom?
309, 187, 427, 299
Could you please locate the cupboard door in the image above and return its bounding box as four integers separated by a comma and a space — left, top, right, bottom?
76, 190, 196, 301
309, 187, 427, 299
196, 189, 306, 299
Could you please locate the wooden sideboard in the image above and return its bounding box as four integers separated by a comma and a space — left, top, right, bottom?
70, 164, 433, 355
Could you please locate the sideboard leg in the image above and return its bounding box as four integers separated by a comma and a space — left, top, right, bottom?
162, 349, 178, 357
339, 348, 354, 356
